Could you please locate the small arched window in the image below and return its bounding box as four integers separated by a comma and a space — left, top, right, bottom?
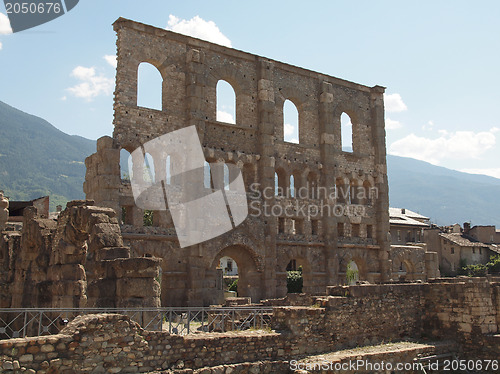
216, 80, 236, 124
204, 161, 211, 189
143, 153, 155, 183
137, 62, 162, 110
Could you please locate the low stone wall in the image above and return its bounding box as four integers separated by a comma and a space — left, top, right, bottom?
0, 279, 499, 373
0, 314, 289, 373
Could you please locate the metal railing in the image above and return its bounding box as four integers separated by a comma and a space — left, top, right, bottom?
0, 307, 273, 339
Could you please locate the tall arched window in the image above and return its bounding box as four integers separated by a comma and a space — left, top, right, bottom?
283, 99, 299, 144
216, 80, 236, 124
275, 168, 288, 197
290, 175, 295, 198
120, 149, 132, 181
341, 112, 353, 152
137, 62, 162, 110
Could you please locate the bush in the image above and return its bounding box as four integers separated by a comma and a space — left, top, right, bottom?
487, 254, 500, 274
463, 264, 488, 277
287, 270, 303, 293
457, 258, 468, 275
228, 279, 238, 292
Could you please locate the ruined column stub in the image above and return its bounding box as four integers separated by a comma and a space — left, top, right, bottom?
84, 18, 393, 305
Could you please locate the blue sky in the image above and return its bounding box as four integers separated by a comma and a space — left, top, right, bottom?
1, 0, 499, 178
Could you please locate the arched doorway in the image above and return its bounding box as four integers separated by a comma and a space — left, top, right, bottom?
346, 260, 359, 285
210, 245, 262, 303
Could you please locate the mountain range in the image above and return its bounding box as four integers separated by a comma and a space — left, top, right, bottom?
1, 100, 499, 227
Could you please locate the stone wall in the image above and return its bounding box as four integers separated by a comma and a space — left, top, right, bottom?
0, 200, 161, 311
1, 280, 498, 373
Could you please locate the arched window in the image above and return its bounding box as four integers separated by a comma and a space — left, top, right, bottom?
137, 62, 162, 110
223, 163, 230, 190
165, 155, 172, 185
283, 99, 299, 144
341, 112, 353, 152
346, 261, 359, 285
143, 153, 155, 183
204, 161, 211, 189
120, 149, 132, 181
290, 175, 295, 197
216, 80, 236, 124
336, 178, 347, 203
307, 172, 317, 199
363, 180, 372, 205
275, 169, 288, 197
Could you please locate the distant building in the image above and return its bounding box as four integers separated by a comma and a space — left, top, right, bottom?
426, 223, 500, 276
220, 256, 238, 276
389, 208, 430, 245
388, 208, 439, 281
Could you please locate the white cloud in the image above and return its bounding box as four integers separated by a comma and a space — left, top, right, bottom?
422, 120, 434, 131
0, 13, 12, 35
283, 123, 299, 143
104, 55, 117, 68
167, 15, 232, 47
389, 129, 497, 165
386, 118, 402, 130
384, 93, 407, 113
216, 110, 235, 124
460, 168, 500, 180
67, 66, 114, 100
0, 41, 2, 50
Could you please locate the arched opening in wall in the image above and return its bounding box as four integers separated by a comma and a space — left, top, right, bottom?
137, 62, 162, 110
216, 80, 236, 124
165, 155, 172, 185
275, 168, 288, 197
341, 112, 353, 152
346, 260, 359, 285
210, 245, 262, 303
204, 161, 211, 189
243, 163, 255, 189
290, 175, 295, 197
219, 255, 238, 297
223, 163, 230, 190
143, 153, 155, 183
286, 259, 303, 293
363, 180, 372, 205
120, 149, 132, 181
350, 180, 360, 204
283, 99, 299, 144
307, 172, 318, 199
396, 259, 416, 281
336, 178, 347, 203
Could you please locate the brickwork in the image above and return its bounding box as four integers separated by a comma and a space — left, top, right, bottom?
84, 18, 392, 306
1, 280, 498, 373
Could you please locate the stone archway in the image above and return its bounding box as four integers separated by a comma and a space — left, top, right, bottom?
210, 245, 263, 303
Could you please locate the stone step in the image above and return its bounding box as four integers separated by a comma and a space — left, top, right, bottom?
290, 340, 458, 373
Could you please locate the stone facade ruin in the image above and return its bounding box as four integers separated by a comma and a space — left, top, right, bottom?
84, 18, 396, 306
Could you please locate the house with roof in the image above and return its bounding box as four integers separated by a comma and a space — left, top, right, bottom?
426, 222, 500, 276
388, 208, 439, 281
389, 207, 430, 245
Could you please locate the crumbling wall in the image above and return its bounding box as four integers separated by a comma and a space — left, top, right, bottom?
0, 192, 8, 231
3, 200, 161, 310
0, 280, 499, 373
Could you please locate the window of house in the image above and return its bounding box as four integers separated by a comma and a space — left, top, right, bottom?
397, 230, 401, 242
472, 247, 476, 254
451, 247, 455, 254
